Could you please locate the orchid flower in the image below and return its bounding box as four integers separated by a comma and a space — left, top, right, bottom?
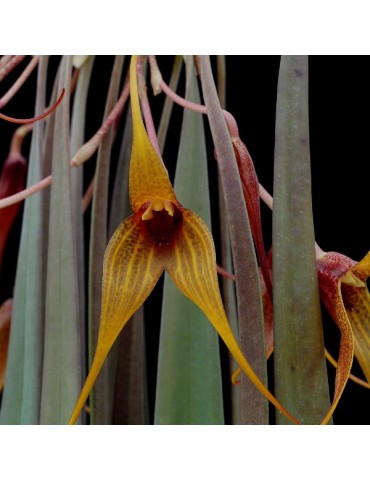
68, 55, 299, 425
317, 251, 370, 405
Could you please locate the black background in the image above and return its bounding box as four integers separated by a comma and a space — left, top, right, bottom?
1, 56, 369, 424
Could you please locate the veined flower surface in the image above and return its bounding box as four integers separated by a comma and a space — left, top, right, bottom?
317, 250, 370, 418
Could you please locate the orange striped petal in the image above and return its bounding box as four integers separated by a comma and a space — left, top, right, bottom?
165, 209, 299, 424
129, 55, 177, 211
69, 214, 164, 424
317, 252, 355, 424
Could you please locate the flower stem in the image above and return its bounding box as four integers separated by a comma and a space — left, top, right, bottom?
71, 78, 129, 167
0, 55, 25, 82
0, 175, 52, 209
0, 56, 39, 109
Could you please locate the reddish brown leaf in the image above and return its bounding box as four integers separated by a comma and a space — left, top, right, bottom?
232, 137, 272, 297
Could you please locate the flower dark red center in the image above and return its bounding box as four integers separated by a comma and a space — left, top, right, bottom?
140, 198, 182, 247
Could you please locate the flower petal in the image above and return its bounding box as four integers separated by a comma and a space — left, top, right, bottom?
233, 137, 272, 297
165, 209, 299, 424
317, 252, 355, 424
352, 251, 370, 280
325, 348, 370, 389
129, 55, 177, 211
69, 214, 164, 424
342, 278, 370, 383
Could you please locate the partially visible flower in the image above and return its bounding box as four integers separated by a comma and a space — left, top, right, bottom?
68, 55, 298, 425
232, 249, 370, 423
317, 250, 370, 420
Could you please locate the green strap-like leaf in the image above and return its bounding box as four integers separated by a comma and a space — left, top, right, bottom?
155, 56, 224, 425
88, 56, 125, 424
157, 56, 183, 154
70, 56, 95, 420
200, 55, 268, 424
40, 56, 83, 424
272, 55, 331, 424
0, 57, 49, 425
215, 55, 241, 424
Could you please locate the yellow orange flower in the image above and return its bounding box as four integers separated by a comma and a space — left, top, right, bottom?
68, 56, 298, 425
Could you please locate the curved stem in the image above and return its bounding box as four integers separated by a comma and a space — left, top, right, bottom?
0, 88, 65, 124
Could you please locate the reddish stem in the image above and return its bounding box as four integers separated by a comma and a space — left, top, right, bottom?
0, 88, 65, 124
0, 56, 13, 70
217, 264, 236, 280
0, 56, 40, 109
0, 175, 52, 209
71, 79, 130, 166
0, 55, 25, 82
82, 176, 95, 213
149, 55, 239, 137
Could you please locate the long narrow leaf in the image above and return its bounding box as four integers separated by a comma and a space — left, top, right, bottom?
200, 55, 268, 424
0, 57, 50, 425
216, 56, 241, 424
272, 55, 331, 424
40, 56, 83, 424
157, 56, 183, 154
154, 56, 224, 425
0, 299, 12, 391
88, 56, 125, 424
70, 55, 95, 423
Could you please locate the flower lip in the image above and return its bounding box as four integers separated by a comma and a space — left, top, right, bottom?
140, 198, 183, 247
